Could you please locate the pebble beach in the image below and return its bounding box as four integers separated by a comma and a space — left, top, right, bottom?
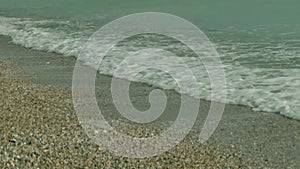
0, 61, 259, 168
0, 35, 299, 168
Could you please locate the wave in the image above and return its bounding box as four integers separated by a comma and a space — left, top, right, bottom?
0, 15, 96, 56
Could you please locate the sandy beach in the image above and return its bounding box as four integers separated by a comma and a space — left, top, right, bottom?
0, 35, 299, 168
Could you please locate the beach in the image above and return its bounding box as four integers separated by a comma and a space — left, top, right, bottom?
0, 35, 299, 168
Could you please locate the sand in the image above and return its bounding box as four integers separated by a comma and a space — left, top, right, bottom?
0, 35, 299, 168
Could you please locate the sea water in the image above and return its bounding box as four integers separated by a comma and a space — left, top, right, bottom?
0, 0, 299, 120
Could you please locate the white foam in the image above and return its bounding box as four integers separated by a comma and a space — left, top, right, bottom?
0, 16, 94, 56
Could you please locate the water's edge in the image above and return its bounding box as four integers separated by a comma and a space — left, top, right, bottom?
0, 14, 299, 120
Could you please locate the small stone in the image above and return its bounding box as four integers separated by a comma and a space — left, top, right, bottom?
9, 139, 17, 143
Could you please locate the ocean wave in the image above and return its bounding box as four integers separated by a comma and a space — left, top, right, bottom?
0, 15, 95, 56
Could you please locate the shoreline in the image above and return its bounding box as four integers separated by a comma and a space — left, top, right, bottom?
1, 35, 299, 168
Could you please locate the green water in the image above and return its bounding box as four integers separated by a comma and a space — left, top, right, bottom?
1, 0, 299, 28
